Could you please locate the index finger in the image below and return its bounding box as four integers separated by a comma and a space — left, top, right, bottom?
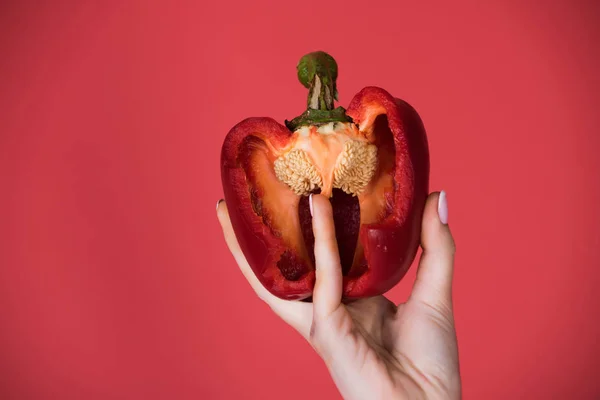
310, 194, 343, 321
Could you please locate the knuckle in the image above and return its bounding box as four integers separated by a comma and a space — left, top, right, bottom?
309, 319, 319, 342
422, 300, 455, 333
257, 290, 270, 304
443, 231, 456, 257
308, 320, 327, 357
448, 237, 456, 256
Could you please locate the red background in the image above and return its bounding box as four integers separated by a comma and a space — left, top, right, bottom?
1, 1, 599, 399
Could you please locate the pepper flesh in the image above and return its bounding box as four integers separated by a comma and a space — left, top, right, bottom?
221, 84, 429, 300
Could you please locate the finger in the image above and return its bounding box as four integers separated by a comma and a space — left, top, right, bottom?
216, 199, 312, 339
410, 191, 456, 310
310, 194, 343, 321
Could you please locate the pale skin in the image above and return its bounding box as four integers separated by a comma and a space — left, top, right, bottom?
216, 191, 461, 400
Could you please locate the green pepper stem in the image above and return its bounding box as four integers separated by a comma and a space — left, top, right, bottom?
285, 51, 351, 131
297, 51, 338, 111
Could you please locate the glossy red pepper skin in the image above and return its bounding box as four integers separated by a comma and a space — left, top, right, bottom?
221, 86, 429, 300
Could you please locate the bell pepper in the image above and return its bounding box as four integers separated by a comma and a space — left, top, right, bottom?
220, 51, 429, 300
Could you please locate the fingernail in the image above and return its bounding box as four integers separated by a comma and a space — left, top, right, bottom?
216, 199, 223, 211
309, 194, 314, 217
438, 190, 448, 225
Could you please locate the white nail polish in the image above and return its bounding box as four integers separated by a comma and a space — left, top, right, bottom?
438, 191, 448, 224
309, 194, 314, 217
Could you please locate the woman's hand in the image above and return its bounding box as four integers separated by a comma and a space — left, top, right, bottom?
217, 192, 460, 400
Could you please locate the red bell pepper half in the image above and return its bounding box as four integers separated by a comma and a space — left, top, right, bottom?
221, 52, 429, 300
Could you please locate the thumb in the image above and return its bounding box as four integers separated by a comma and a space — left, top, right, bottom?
410, 191, 456, 309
